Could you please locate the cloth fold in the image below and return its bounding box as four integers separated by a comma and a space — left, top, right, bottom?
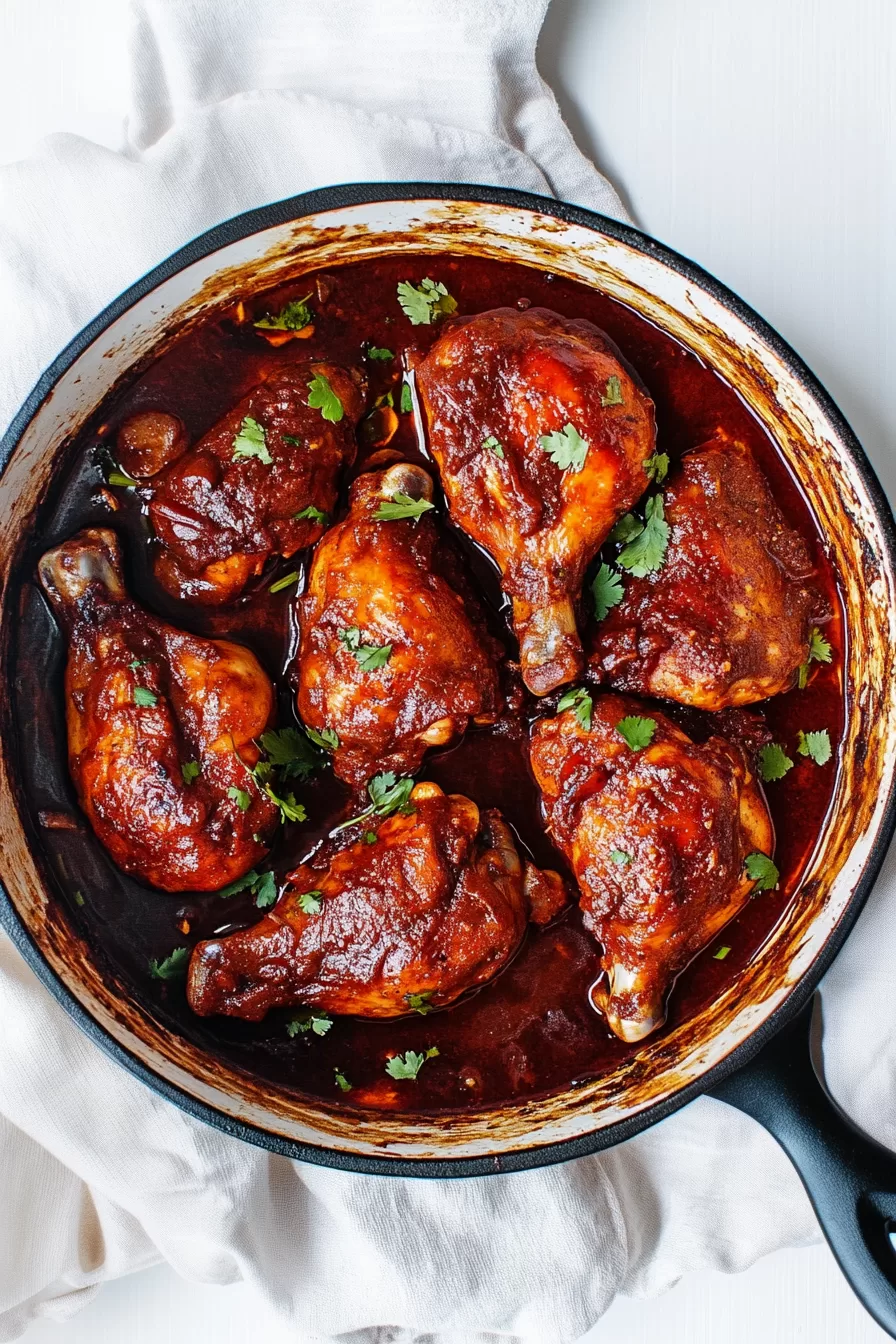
0, 2, 890, 1341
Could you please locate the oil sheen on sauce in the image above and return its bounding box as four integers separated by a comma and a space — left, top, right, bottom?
10, 255, 844, 1114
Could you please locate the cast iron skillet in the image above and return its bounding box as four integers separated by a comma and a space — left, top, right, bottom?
1, 184, 896, 1334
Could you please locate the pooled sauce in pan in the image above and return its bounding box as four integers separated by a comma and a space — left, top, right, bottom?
9, 255, 844, 1111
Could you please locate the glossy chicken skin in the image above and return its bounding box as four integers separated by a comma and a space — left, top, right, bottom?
415, 307, 655, 695
38, 529, 278, 891
122, 362, 364, 604
188, 782, 561, 1020
530, 693, 773, 1042
297, 462, 502, 787
590, 436, 821, 708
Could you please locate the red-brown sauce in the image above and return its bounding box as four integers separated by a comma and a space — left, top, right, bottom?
10, 255, 844, 1112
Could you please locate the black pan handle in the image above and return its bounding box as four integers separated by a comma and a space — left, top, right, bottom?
710, 995, 896, 1338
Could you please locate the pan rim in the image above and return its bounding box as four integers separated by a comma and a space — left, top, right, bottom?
1, 179, 895, 1179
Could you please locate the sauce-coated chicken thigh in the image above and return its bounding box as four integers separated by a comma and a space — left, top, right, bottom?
590, 436, 822, 708
39, 529, 278, 891
188, 782, 554, 1020
530, 693, 773, 1043
415, 307, 655, 695
297, 462, 502, 787
119, 362, 364, 604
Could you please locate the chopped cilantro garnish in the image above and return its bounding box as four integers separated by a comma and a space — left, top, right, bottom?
232, 415, 272, 464
307, 373, 344, 423
366, 345, 394, 361
258, 727, 326, 781
758, 743, 794, 783
216, 869, 276, 907
797, 729, 832, 766
539, 422, 589, 473
396, 278, 457, 325
609, 849, 632, 867
592, 563, 624, 622
305, 724, 340, 752
287, 1011, 332, 1037
133, 686, 158, 707
609, 513, 644, 544
713, 946, 731, 960
745, 851, 779, 891
259, 780, 307, 824
181, 760, 201, 785
228, 785, 252, 812
373, 492, 435, 522
339, 626, 392, 672
334, 1070, 353, 1092
269, 570, 300, 594
297, 890, 323, 915
254, 295, 313, 332
808, 628, 833, 664
332, 771, 415, 833
385, 1047, 439, 1080
400, 380, 413, 414
643, 452, 669, 484
406, 991, 434, 1015
294, 504, 328, 525
107, 461, 140, 488
616, 716, 657, 751
282, 434, 303, 447
128, 658, 148, 671
600, 375, 624, 407
364, 830, 378, 845
616, 495, 669, 577
148, 946, 190, 980
557, 686, 593, 730
482, 435, 505, 459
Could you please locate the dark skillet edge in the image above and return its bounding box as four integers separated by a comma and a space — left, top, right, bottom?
0, 180, 894, 1180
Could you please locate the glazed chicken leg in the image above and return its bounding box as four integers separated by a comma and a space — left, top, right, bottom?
188, 782, 562, 1020
297, 462, 503, 787
530, 693, 773, 1042
590, 435, 823, 708
118, 361, 365, 604
415, 308, 655, 695
38, 529, 278, 891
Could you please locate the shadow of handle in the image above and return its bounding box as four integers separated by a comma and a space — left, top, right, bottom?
709, 997, 896, 1339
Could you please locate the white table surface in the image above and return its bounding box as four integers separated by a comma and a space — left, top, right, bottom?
2, 1, 894, 1341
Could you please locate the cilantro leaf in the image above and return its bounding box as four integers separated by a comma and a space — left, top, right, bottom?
643, 452, 669, 484
538, 422, 589, 473
406, 991, 434, 1015
149, 946, 190, 980
609, 513, 643, 544
260, 781, 307, 824
107, 460, 140, 488
218, 869, 261, 898
269, 570, 300, 594
128, 658, 148, 671
482, 435, 505, 459
334, 1070, 353, 1092
745, 851, 779, 891
616, 716, 657, 751
797, 729, 832, 766
364, 830, 378, 844
616, 495, 669, 577
592, 563, 624, 622
253, 871, 278, 909
297, 890, 323, 915
610, 849, 632, 866
808, 628, 833, 664
600, 375, 624, 407
181, 760, 201, 785
305, 724, 340, 752
287, 1011, 332, 1037
332, 771, 416, 833
758, 743, 794, 783
400, 380, 413, 414
713, 946, 731, 960
294, 504, 328, 525
373, 491, 435, 522
258, 727, 325, 782
232, 416, 273, 464
396, 278, 457, 325
339, 627, 392, 672
254, 295, 313, 332
228, 785, 252, 812
384, 1047, 439, 1080
134, 686, 158, 707
366, 345, 394, 361
307, 374, 344, 423
557, 685, 593, 730
283, 434, 304, 447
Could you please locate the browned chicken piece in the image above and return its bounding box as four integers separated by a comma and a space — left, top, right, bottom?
296, 462, 503, 788
415, 307, 655, 695
119, 362, 365, 604
38, 529, 278, 891
530, 692, 773, 1043
188, 782, 561, 1020
590, 436, 822, 708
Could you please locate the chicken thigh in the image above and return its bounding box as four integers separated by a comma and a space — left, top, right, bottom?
297, 462, 503, 787
187, 782, 554, 1019
120, 362, 364, 604
590, 436, 822, 708
39, 529, 278, 891
530, 692, 773, 1042
415, 307, 655, 695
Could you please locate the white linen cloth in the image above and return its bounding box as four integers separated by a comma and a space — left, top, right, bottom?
0, 2, 892, 1340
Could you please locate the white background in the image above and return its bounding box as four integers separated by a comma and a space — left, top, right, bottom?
1, 0, 894, 1341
